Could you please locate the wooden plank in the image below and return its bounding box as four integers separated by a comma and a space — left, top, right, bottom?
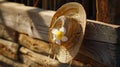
22, 55, 86, 67
75, 52, 107, 67
21, 55, 44, 67
0, 1, 54, 41
0, 2, 120, 43
79, 40, 117, 67
0, 55, 27, 67
0, 24, 18, 42
85, 20, 120, 44
19, 34, 52, 55
20, 47, 60, 67
20, 47, 85, 67
0, 38, 19, 60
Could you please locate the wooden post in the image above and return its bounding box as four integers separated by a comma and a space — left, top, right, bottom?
96, 0, 120, 25
96, 0, 109, 23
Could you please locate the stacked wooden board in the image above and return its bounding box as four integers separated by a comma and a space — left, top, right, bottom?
0, 1, 120, 67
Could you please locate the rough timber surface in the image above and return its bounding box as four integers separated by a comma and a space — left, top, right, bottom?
0, 24, 18, 41
0, 1, 120, 67
20, 47, 86, 67
0, 55, 27, 67
0, 38, 19, 60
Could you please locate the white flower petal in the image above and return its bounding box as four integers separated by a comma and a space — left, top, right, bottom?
52, 29, 58, 34
59, 27, 66, 34
61, 36, 68, 42
55, 39, 61, 45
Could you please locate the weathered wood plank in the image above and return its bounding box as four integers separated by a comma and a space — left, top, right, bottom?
0, 24, 18, 42
22, 55, 86, 67
75, 52, 108, 67
20, 47, 85, 67
0, 2, 120, 43
85, 20, 120, 44
21, 55, 44, 67
79, 40, 117, 67
0, 2, 54, 41
20, 47, 60, 67
0, 38, 19, 60
19, 34, 52, 55
0, 55, 27, 67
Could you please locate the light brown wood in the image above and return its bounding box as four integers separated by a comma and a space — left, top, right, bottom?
20, 47, 60, 67
20, 47, 85, 67
0, 2, 54, 41
19, 34, 52, 55
0, 55, 27, 67
0, 38, 19, 60
21, 55, 44, 67
0, 24, 18, 42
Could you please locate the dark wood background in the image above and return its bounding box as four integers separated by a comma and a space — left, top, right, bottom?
7, 0, 120, 25
7, 0, 96, 20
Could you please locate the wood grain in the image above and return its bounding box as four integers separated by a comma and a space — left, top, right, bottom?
96, 0, 120, 25
85, 20, 120, 44
20, 47, 85, 67
96, 0, 109, 23
20, 47, 60, 67
21, 55, 44, 67
79, 40, 116, 67
19, 34, 52, 55
0, 38, 19, 60
0, 24, 18, 42
0, 55, 27, 67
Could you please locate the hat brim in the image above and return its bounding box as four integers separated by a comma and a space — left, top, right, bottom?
49, 2, 86, 63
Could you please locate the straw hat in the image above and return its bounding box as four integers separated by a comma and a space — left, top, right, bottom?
49, 2, 86, 63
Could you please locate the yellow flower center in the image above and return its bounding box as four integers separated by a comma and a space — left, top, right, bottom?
55, 31, 63, 40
